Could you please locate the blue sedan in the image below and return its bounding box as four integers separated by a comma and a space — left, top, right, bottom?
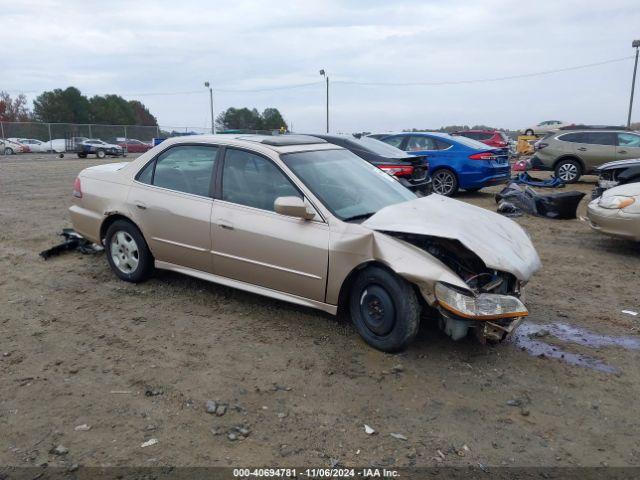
375, 132, 510, 196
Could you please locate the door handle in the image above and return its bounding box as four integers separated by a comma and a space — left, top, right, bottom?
135, 201, 147, 210
619, 150, 627, 154
577, 147, 587, 151
217, 220, 234, 230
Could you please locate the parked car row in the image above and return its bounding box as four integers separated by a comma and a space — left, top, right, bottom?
0, 137, 152, 156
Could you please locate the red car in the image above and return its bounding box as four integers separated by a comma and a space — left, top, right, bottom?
116, 138, 153, 154
451, 130, 510, 149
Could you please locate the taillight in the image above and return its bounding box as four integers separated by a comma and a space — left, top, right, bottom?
468, 152, 496, 160
378, 164, 414, 177
73, 177, 82, 198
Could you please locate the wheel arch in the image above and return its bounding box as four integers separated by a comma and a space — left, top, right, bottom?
335, 260, 425, 318
100, 213, 143, 244
336, 260, 395, 318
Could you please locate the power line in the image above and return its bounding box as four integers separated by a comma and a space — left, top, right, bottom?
334, 55, 635, 87
3, 55, 633, 98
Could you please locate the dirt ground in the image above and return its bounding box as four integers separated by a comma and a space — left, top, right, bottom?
1, 152, 640, 469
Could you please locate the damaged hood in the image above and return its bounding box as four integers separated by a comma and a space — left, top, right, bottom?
362, 194, 541, 281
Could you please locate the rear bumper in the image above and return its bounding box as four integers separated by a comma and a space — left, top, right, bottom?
459, 164, 511, 189
587, 201, 640, 241
529, 155, 552, 171
399, 177, 432, 193
69, 204, 102, 244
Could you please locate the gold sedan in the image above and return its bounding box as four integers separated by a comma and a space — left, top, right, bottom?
70, 135, 540, 351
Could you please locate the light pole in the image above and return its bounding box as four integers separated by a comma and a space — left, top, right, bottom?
628, 40, 640, 128
319, 69, 329, 133
204, 81, 216, 134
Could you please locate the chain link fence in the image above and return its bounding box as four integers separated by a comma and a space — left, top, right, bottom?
0, 121, 216, 155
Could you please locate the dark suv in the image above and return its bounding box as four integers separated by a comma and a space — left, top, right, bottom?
530, 126, 640, 182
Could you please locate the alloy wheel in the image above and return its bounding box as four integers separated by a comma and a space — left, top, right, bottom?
110, 231, 140, 274
557, 163, 579, 182
432, 170, 456, 195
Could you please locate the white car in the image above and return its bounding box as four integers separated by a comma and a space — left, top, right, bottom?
11, 138, 51, 153
1, 139, 29, 154
523, 120, 573, 136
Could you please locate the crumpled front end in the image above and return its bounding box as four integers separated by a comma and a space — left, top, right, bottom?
383, 232, 530, 343
359, 194, 541, 343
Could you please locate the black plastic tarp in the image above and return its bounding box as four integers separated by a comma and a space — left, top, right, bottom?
495, 182, 585, 219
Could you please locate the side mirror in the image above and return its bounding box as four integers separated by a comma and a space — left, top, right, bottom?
274, 196, 315, 220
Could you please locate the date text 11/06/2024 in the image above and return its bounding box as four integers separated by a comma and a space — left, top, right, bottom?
232, 468, 400, 478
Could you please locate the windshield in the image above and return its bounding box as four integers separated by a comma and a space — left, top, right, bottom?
281, 149, 416, 221
348, 136, 410, 157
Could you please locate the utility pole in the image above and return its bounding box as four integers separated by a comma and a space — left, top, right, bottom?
628, 40, 640, 128
320, 69, 329, 133
204, 81, 216, 134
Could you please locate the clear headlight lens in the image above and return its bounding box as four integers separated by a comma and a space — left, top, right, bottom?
435, 282, 528, 320
598, 195, 635, 210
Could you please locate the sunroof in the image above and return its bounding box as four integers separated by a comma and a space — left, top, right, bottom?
238, 135, 327, 146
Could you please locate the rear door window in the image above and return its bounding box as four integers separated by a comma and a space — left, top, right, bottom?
137, 145, 218, 197
406, 135, 437, 151
584, 132, 617, 146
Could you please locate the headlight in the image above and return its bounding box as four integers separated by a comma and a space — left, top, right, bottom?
435, 282, 528, 320
598, 195, 635, 210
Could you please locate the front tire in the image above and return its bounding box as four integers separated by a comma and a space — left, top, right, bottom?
105, 220, 154, 283
555, 158, 582, 183
349, 266, 420, 352
431, 169, 459, 196
4, 147, 14, 155
96, 149, 106, 159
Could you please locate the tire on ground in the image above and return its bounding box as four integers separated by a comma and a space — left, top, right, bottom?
349, 266, 421, 352
554, 158, 582, 183
431, 168, 459, 196
104, 219, 154, 283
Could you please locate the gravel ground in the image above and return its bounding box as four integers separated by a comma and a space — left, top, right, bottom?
1, 153, 639, 469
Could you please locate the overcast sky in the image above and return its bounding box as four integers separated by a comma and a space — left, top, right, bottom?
3, 0, 640, 132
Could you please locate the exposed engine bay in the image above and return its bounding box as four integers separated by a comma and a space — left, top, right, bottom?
385, 232, 525, 343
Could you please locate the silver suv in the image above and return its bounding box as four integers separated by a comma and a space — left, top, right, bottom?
530, 127, 640, 183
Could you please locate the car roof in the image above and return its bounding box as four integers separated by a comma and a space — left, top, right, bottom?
156, 134, 336, 154
454, 129, 498, 133
236, 134, 327, 146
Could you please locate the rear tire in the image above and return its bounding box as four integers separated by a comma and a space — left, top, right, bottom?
349, 266, 420, 352
77, 153, 87, 158
431, 168, 459, 196
96, 149, 106, 159
105, 220, 154, 283
555, 158, 582, 183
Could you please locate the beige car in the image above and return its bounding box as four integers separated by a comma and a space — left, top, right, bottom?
587, 182, 640, 241
70, 134, 541, 351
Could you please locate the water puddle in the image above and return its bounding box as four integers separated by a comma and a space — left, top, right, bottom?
512, 322, 640, 374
